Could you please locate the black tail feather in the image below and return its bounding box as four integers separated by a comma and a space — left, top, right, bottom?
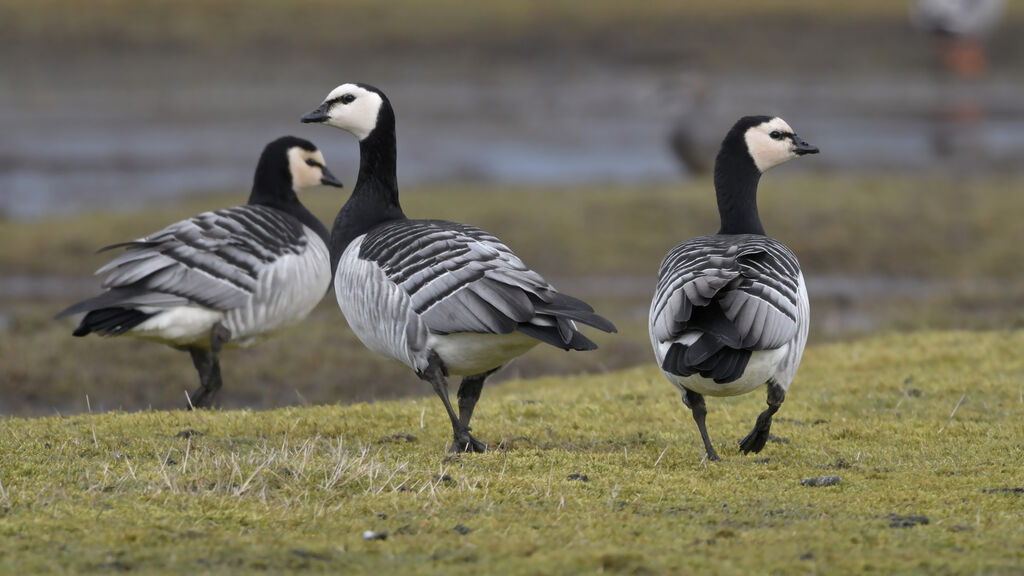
662, 340, 751, 384
72, 308, 154, 337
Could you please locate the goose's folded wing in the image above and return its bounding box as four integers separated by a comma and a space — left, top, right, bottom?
359, 220, 567, 335
651, 235, 801, 351
59, 205, 309, 316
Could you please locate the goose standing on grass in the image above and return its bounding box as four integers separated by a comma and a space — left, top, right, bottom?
649, 116, 819, 461
56, 136, 343, 408
300, 83, 617, 453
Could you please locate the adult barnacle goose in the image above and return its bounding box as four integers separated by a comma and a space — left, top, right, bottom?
301, 83, 617, 453
649, 116, 818, 461
56, 136, 342, 408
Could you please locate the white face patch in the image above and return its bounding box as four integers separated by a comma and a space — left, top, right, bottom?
319, 84, 384, 141
287, 147, 327, 191
744, 117, 800, 172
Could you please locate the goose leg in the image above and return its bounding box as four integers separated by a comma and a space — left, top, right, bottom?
738, 379, 785, 454
457, 366, 501, 430
420, 352, 486, 453
683, 388, 719, 462
187, 323, 230, 409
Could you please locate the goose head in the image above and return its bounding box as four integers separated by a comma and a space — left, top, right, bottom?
300, 83, 389, 141
256, 136, 343, 195
729, 116, 818, 173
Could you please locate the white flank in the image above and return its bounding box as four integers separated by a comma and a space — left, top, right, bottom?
132, 306, 224, 346
427, 332, 538, 376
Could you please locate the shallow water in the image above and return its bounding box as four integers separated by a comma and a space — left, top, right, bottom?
2, 53, 1023, 219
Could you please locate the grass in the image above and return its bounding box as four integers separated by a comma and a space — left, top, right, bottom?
1, 331, 1023, 574
5, 175, 1024, 280
4, 176, 1024, 414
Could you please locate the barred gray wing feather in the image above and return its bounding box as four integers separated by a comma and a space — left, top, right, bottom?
358, 220, 615, 344
651, 234, 801, 352
58, 205, 308, 317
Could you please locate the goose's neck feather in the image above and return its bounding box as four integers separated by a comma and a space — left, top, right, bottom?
247, 186, 329, 246
713, 134, 765, 236
330, 115, 406, 272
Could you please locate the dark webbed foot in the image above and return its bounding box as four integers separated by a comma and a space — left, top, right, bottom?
738, 412, 774, 454
683, 389, 720, 461
449, 428, 487, 453
188, 385, 215, 409
739, 379, 786, 454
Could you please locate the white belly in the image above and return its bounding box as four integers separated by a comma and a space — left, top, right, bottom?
132, 306, 223, 346
427, 331, 539, 376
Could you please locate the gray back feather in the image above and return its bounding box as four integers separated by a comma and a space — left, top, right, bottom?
359, 220, 563, 335
651, 234, 801, 351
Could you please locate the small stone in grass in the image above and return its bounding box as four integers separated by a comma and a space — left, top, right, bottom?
981, 487, 1023, 494
175, 429, 201, 439
801, 475, 841, 487
567, 473, 589, 482
362, 530, 387, 541
886, 514, 929, 528
454, 524, 471, 535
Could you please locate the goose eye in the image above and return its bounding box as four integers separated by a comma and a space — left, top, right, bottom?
770, 130, 783, 140
341, 94, 356, 104
305, 159, 318, 167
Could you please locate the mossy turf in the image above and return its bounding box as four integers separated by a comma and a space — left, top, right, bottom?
1, 331, 1022, 574
6, 176, 1024, 280
4, 176, 1024, 414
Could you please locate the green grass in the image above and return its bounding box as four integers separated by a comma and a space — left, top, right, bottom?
1, 331, 1022, 574
5, 176, 1024, 414
5, 175, 1024, 280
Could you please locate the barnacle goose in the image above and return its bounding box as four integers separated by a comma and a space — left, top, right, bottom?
649, 116, 819, 461
56, 136, 342, 408
301, 83, 617, 453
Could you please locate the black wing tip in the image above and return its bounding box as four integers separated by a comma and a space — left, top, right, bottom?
589, 314, 617, 334
69, 308, 153, 337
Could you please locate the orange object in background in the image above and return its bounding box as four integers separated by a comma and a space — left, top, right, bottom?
940, 37, 988, 77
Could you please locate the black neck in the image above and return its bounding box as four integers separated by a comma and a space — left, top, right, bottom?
713, 141, 765, 236
248, 176, 330, 246
330, 113, 406, 272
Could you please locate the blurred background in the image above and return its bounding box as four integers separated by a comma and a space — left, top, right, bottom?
1, 0, 1023, 415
